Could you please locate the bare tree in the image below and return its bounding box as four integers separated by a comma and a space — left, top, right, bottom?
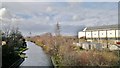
2, 22, 12, 37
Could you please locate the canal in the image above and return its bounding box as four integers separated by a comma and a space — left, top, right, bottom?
19, 42, 53, 67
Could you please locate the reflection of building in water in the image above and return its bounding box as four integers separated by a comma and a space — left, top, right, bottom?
78, 24, 120, 49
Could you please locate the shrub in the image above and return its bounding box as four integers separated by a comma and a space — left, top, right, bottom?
58, 50, 119, 66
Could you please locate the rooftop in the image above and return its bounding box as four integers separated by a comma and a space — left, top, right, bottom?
85, 24, 120, 31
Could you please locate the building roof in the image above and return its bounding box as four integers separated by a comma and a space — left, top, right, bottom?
85, 24, 120, 31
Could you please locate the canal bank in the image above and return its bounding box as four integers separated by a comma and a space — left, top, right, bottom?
20, 42, 53, 67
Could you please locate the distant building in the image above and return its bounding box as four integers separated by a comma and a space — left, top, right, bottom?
78, 24, 120, 49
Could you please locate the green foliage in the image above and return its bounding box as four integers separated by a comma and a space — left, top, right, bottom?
2, 28, 27, 59
2, 28, 28, 67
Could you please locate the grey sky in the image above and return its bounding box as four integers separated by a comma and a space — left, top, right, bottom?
0, 2, 118, 36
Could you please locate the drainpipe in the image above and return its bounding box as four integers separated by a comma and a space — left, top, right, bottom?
106, 30, 108, 48
98, 30, 100, 44
115, 29, 117, 44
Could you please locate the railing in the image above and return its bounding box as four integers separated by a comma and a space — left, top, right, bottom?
9, 58, 24, 68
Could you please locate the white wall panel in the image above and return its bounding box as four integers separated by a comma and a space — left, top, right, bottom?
92, 31, 98, 38
78, 32, 85, 38
86, 32, 92, 38
107, 30, 115, 38
116, 30, 120, 37
99, 31, 106, 38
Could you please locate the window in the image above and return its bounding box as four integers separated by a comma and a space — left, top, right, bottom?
110, 33, 112, 34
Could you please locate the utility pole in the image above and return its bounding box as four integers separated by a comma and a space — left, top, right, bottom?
28, 32, 32, 39
55, 21, 61, 37
29, 32, 31, 36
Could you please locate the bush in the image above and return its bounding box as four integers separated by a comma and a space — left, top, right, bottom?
58, 50, 119, 66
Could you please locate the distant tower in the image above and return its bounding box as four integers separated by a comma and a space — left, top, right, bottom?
55, 21, 60, 36
29, 32, 32, 36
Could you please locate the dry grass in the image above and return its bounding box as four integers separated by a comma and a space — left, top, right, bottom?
58, 50, 119, 66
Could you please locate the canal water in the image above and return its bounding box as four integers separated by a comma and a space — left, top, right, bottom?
20, 42, 53, 67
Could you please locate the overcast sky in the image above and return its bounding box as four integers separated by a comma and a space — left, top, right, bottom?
0, 1, 119, 36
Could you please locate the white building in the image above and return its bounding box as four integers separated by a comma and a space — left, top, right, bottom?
78, 24, 120, 41
78, 24, 120, 50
